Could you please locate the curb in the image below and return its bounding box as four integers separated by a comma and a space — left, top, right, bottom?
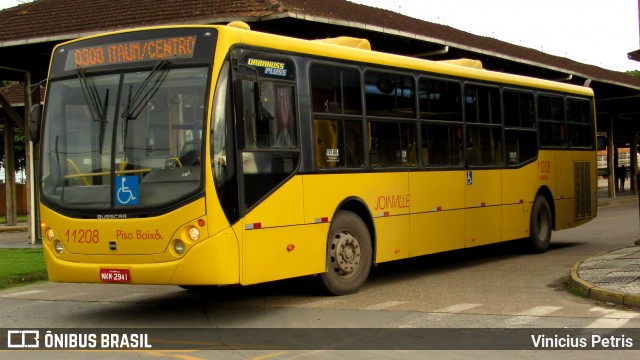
569, 259, 640, 309
596, 196, 638, 208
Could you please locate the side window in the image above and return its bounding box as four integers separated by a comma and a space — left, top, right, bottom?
311, 63, 362, 115
242, 81, 297, 149
538, 95, 566, 148
465, 84, 501, 125
464, 84, 502, 166
369, 121, 417, 167
504, 90, 535, 128
235, 55, 299, 210
504, 90, 537, 166
310, 63, 364, 169
313, 119, 364, 168
364, 70, 417, 168
419, 77, 463, 167
365, 71, 415, 118
567, 98, 593, 149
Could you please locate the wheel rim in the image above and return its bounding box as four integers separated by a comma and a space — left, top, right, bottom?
329, 230, 361, 278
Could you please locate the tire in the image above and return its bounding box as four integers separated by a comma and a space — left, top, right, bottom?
529, 195, 552, 253
319, 210, 372, 295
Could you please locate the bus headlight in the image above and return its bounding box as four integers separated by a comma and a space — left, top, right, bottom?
187, 226, 200, 241
45, 228, 55, 242
174, 240, 185, 255
54, 240, 64, 254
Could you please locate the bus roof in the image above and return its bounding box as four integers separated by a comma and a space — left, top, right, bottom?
222, 22, 593, 97
55, 22, 594, 98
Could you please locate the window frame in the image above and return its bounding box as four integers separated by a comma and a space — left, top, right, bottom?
310, 61, 366, 171
463, 82, 504, 168
364, 69, 417, 119
418, 75, 464, 169
566, 96, 595, 150
503, 88, 538, 167
537, 93, 568, 149
304, 58, 595, 174
231, 49, 302, 213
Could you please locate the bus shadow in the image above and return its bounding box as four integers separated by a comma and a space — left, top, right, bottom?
68, 240, 585, 325
368, 239, 583, 281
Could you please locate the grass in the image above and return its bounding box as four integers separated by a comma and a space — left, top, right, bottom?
0, 215, 29, 224
0, 248, 48, 290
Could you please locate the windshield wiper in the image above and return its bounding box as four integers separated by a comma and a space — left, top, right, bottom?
120, 60, 171, 149
77, 68, 109, 154
121, 60, 171, 121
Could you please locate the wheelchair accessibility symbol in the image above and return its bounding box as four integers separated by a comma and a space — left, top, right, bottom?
116, 176, 139, 206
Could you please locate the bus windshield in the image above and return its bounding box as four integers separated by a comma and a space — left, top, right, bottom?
40, 65, 209, 213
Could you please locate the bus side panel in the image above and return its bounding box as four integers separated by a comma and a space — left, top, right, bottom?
303, 173, 364, 226
410, 211, 466, 256
573, 150, 598, 225
500, 203, 530, 241
242, 225, 325, 285
359, 172, 410, 263
466, 207, 501, 247
242, 176, 325, 285
303, 172, 410, 264
465, 170, 502, 247
555, 200, 574, 231
555, 151, 575, 230
554, 150, 597, 230
500, 162, 538, 241
374, 216, 410, 263
409, 171, 466, 257
170, 228, 240, 285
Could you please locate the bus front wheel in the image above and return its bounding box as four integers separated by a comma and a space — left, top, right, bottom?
529, 195, 552, 253
319, 211, 372, 295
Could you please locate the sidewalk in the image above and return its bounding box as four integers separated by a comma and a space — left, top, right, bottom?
0, 222, 39, 248
597, 186, 639, 208
570, 246, 640, 308
0, 222, 28, 232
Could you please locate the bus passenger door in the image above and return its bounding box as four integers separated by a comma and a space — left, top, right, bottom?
232, 64, 323, 284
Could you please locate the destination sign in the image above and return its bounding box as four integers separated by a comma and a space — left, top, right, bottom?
65, 35, 197, 70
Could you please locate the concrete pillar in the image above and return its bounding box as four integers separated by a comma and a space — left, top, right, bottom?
632, 132, 638, 195
607, 118, 615, 198
25, 72, 40, 243
615, 145, 620, 192
3, 117, 16, 225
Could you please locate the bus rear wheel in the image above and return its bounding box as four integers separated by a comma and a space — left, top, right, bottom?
529, 195, 552, 253
319, 211, 372, 295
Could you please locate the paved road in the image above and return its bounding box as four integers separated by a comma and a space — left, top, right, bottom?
1, 202, 640, 359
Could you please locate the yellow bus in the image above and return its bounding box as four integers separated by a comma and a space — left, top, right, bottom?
33, 22, 596, 295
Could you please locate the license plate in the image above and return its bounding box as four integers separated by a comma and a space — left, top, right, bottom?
99, 268, 131, 283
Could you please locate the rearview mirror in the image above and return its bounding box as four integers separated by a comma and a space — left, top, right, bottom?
29, 104, 42, 143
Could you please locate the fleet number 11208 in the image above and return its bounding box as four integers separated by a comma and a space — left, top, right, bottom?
65, 229, 100, 244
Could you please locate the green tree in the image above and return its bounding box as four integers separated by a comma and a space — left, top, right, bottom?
626, 70, 640, 77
